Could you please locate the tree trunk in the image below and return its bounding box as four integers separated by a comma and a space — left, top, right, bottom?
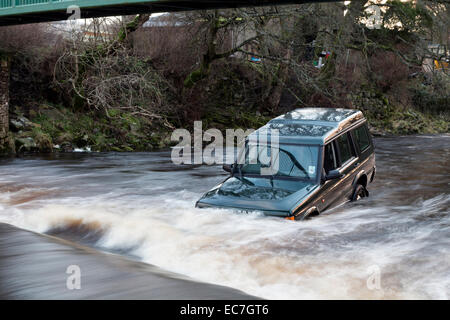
263, 17, 293, 113
201, 10, 220, 76
263, 45, 292, 113
184, 11, 220, 88
117, 14, 151, 43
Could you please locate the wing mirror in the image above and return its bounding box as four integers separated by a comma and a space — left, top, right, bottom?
223, 164, 232, 173
325, 169, 344, 181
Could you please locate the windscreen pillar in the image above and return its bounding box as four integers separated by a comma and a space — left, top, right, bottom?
0, 54, 9, 148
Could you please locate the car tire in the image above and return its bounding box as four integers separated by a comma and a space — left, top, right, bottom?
351, 184, 369, 201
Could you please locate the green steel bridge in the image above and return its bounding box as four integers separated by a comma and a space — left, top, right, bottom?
0, 0, 333, 26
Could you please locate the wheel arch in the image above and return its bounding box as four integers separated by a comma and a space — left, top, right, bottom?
352, 171, 368, 189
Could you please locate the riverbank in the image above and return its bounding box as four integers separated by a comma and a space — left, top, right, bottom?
0, 223, 256, 299
3, 103, 175, 154
1, 102, 448, 155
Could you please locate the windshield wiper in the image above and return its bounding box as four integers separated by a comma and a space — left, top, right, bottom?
234, 172, 256, 186
278, 148, 310, 178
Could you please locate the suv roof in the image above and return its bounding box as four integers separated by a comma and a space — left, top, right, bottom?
248, 108, 365, 145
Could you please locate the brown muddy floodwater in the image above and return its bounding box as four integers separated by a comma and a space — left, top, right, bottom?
0, 135, 449, 299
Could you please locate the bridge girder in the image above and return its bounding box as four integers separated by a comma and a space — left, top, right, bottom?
0, 0, 338, 27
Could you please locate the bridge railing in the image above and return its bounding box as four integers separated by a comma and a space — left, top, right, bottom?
0, 0, 13, 9
0, 0, 75, 10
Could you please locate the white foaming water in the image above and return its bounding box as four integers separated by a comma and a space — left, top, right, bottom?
1, 189, 448, 300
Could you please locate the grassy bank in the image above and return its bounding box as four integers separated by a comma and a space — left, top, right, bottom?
5, 104, 175, 154
2, 96, 448, 155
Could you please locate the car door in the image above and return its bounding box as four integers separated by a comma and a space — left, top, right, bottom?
334, 131, 359, 201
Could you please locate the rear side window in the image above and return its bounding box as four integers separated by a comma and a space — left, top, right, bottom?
336, 133, 354, 164
354, 125, 370, 152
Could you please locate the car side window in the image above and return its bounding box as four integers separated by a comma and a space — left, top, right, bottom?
336, 133, 355, 165
353, 124, 370, 152
323, 142, 337, 173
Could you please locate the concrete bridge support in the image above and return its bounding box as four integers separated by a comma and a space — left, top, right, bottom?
0, 54, 9, 149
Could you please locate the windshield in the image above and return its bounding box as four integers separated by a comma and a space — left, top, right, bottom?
237, 142, 319, 180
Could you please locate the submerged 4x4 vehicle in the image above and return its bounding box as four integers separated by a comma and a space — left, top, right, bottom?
196, 108, 376, 220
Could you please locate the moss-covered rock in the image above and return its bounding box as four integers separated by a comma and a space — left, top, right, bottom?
15, 137, 38, 153
31, 128, 53, 152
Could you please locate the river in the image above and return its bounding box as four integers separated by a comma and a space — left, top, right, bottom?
0, 135, 449, 299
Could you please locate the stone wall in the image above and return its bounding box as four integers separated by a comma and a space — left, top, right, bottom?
0, 55, 9, 147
